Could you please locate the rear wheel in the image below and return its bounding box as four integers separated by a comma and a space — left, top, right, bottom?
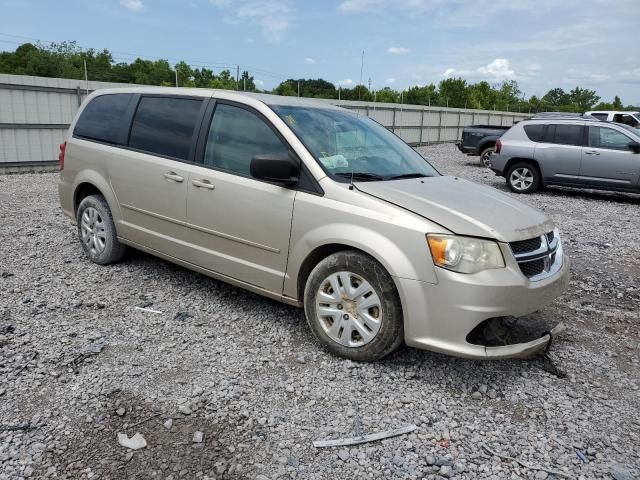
303, 251, 403, 362
76, 194, 126, 264
479, 146, 495, 167
506, 162, 540, 194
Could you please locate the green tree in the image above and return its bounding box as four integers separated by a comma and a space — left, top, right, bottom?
405, 84, 437, 106
375, 87, 399, 103
438, 77, 468, 108
612, 95, 623, 109
568, 87, 600, 111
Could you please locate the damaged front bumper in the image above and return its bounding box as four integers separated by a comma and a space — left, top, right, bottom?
397, 248, 570, 360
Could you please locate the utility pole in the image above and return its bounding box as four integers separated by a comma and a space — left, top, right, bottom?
243, 77, 246, 91
338, 85, 341, 101
175, 68, 178, 87
358, 50, 364, 100
83, 59, 89, 94
297, 81, 300, 97
236, 65, 240, 90
368, 77, 371, 92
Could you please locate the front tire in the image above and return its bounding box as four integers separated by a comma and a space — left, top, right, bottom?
76, 194, 126, 265
303, 251, 403, 362
506, 161, 540, 194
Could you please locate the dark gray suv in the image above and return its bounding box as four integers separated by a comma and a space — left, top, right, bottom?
489, 116, 640, 194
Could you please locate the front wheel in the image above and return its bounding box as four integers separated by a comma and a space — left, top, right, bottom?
303, 251, 403, 362
506, 162, 540, 194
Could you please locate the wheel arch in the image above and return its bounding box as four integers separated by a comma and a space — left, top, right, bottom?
71, 171, 121, 221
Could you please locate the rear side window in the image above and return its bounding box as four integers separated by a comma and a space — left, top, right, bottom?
548, 124, 582, 146
523, 124, 544, 142
129, 96, 203, 160
589, 113, 608, 121
74, 93, 133, 144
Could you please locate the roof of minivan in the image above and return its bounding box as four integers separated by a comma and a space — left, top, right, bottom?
91, 86, 344, 110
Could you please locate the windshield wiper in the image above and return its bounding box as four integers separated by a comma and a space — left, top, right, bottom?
386, 173, 429, 180
334, 172, 385, 181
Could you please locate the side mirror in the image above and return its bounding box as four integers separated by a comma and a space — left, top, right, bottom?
629, 141, 640, 154
250, 153, 299, 185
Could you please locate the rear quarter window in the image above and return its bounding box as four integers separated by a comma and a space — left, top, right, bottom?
523, 124, 544, 142
74, 93, 133, 144
128, 96, 203, 160
547, 124, 583, 146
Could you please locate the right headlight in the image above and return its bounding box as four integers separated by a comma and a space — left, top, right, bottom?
427, 234, 505, 274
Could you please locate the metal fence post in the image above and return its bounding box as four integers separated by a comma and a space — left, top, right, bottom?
76, 86, 82, 106
437, 110, 443, 142
419, 108, 425, 146
392, 107, 396, 133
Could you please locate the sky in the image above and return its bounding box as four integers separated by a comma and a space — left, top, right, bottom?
1, 0, 639, 104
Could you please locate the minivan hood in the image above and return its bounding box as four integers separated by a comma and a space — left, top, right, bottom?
356, 176, 554, 242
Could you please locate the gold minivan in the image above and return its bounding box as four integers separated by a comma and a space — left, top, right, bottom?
59, 88, 569, 361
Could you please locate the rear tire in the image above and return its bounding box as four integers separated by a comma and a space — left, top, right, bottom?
76, 194, 126, 265
303, 250, 403, 362
479, 146, 495, 167
506, 161, 540, 194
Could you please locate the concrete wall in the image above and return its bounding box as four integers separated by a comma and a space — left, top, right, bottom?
0, 73, 532, 165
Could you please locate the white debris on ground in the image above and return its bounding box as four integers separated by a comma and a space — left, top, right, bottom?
0, 144, 638, 479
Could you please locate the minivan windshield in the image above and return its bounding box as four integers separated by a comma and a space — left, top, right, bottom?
271, 105, 439, 182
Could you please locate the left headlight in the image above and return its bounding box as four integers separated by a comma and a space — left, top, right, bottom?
427, 234, 505, 274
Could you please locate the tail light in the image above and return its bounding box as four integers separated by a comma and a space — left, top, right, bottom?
495, 138, 502, 154
58, 142, 67, 170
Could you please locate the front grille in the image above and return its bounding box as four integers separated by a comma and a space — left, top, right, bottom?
509, 231, 559, 280
510, 237, 541, 254
519, 259, 545, 277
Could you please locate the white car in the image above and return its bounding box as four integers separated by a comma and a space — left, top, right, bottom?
585, 110, 640, 128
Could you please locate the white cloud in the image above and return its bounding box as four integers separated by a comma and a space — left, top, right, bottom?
337, 78, 354, 86
120, 0, 143, 11
304, 57, 316, 65
527, 63, 541, 72
621, 67, 640, 83
387, 47, 408, 55
254, 79, 265, 86
386, 77, 396, 83
443, 58, 516, 80
209, 0, 292, 43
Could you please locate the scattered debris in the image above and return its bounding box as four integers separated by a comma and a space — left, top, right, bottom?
174, 311, 192, 322
575, 449, 588, 463
482, 444, 570, 478
294, 354, 306, 364
1, 271, 14, 278
127, 412, 162, 429
0, 422, 33, 432
610, 464, 635, 480
193, 431, 204, 443
117, 432, 147, 450
0, 324, 15, 334
163, 419, 173, 430
541, 352, 567, 378
135, 306, 163, 314
116, 408, 126, 417
15, 352, 38, 376
313, 424, 417, 448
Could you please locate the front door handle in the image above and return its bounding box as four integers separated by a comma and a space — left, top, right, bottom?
192, 179, 215, 190
164, 172, 184, 182
584, 150, 600, 155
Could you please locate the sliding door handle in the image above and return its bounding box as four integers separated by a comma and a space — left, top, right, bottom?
192, 179, 215, 190
584, 150, 600, 155
164, 172, 184, 182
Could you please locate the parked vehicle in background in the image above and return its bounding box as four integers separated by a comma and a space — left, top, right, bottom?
456, 125, 510, 166
532, 112, 583, 119
59, 87, 569, 361
489, 116, 640, 194
585, 110, 640, 128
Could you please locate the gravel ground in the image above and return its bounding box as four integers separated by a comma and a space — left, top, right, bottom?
1, 144, 639, 480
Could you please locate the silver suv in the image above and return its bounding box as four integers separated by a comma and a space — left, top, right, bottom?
59, 88, 569, 361
490, 116, 640, 194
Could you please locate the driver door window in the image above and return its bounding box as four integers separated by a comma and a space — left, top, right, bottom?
588, 127, 633, 151
203, 103, 288, 176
